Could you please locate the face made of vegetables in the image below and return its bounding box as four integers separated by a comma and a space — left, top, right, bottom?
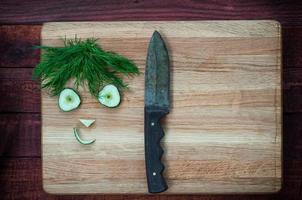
33, 38, 139, 145
58, 85, 121, 145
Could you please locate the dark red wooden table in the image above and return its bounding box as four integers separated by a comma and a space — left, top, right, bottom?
1, 1, 302, 199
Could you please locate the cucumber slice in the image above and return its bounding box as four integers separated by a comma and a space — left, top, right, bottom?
58, 88, 81, 112
73, 128, 96, 145
98, 84, 121, 108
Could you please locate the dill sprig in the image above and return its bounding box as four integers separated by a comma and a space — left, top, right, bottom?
33, 37, 139, 98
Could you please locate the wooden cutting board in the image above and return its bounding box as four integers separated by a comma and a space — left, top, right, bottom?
42, 21, 281, 194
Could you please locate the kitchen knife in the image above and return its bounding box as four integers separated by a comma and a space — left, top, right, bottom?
144, 31, 170, 193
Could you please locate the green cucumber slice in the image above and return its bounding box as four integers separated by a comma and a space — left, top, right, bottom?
98, 84, 121, 108
73, 128, 96, 145
58, 88, 81, 112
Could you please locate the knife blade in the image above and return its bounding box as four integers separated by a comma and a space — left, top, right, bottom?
144, 31, 170, 193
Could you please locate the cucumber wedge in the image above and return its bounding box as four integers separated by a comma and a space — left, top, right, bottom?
73, 128, 96, 145
98, 84, 121, 108
79, 119, 95, 128
58, 88, 81, 112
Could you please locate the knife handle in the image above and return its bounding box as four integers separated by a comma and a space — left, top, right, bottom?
144, 106, 168, 193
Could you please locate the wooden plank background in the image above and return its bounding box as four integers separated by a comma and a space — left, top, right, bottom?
0, 0, 301, 199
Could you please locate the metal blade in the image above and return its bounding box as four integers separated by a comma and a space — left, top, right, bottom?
145, 31, 170, 110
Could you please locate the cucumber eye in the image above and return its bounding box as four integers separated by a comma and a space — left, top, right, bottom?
98, 84, 121, 108
58, 88, 81, 112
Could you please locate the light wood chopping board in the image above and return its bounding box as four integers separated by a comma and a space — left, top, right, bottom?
42, 21, 282, 194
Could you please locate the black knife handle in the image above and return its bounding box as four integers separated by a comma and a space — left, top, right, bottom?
144, 106, 168, 193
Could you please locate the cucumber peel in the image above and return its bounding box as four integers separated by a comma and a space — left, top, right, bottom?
59, 88, 81, 112
73, 128, 96, 145
98, 84, 121, 108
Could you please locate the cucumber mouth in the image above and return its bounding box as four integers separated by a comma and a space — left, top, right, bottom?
74, 119, 96, 145
73, 128, 96, 145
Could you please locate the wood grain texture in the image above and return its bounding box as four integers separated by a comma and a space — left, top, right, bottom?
0, 68, 40, 112
283, 114, 302, 162
0, 114, 41, 157
41, 21, 281, 194
0, 103, 299, 199
0, 66, 300, 114
0, 158, 283, 200
0, 0, 302, 27
1, 0, 302, 197
283, 27, 302, 69
0, 25, 41, 68
282, 27, 302, 114
1, 26, 302, 114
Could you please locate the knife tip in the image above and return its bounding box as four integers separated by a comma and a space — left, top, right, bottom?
152, 30, 161, 39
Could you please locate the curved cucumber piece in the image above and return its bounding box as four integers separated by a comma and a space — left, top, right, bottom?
58, 88, 81, 112
73, 128, 96, 145
98, 84, 121, 108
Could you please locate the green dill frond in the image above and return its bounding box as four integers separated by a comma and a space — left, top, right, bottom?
33, 38, 139, 98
